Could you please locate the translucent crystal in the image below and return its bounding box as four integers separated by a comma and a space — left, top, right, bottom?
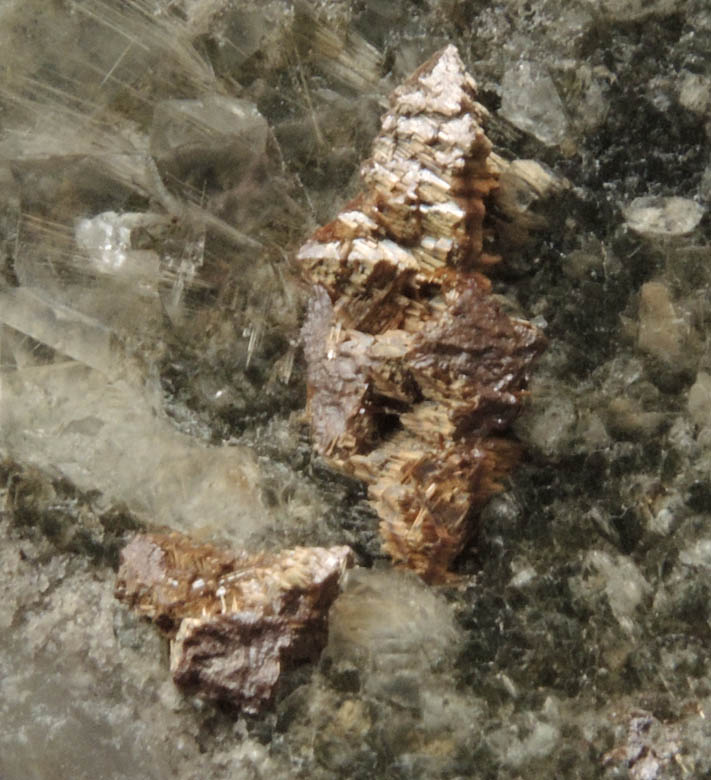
0, 361, 271, 545
0, 287, 117, 376
500, 61, 569, 146
623, 196, 705, 237
150, 96, 268, 186
75, 212, 133, 272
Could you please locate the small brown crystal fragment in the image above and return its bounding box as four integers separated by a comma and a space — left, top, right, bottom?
297, 46, 547, 582
115, 532, 353, 712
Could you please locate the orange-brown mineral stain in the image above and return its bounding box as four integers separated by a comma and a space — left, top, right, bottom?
297, 46, 546, 582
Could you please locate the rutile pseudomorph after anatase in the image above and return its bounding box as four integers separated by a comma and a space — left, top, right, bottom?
115, 532, 353, 712
297, 45, 547, 582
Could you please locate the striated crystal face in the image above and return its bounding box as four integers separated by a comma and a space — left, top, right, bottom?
115, 532, 353, 713
296, 46, 547, 582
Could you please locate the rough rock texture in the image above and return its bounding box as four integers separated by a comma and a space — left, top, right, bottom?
298, 47, 546, 581
2, 0, 711, 778
115, 532, 353, 713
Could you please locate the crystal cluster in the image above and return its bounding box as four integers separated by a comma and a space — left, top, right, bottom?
115, 532, 353, 712
297, 46, 546, 581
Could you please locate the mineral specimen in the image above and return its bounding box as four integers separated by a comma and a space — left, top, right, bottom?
297, 45, 547, 582
115, 532, 353, 712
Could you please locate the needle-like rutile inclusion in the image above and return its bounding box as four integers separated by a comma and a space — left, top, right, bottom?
297, 46, 547, 582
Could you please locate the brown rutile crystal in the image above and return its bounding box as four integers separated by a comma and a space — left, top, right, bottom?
115, 532, 353, 712
297, 46, 547, 582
